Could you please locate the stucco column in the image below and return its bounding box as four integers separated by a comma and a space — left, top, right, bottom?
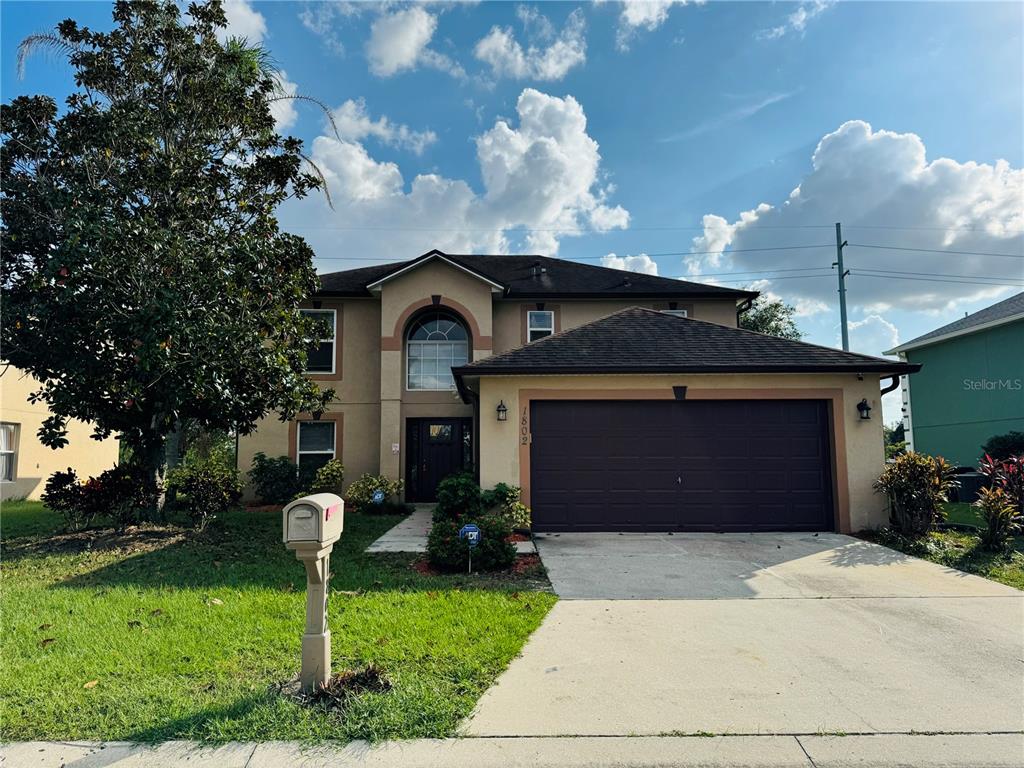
379, 349, 402, 481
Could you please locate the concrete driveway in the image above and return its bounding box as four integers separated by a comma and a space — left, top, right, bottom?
465, 532, 1024, 741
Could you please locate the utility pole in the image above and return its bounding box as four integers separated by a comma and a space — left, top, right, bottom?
833, 222, 850, 351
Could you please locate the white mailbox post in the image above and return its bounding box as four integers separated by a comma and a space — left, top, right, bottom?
283, 493, 344, 693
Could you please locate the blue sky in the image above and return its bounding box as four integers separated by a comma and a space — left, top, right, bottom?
3, 1, 1022, 420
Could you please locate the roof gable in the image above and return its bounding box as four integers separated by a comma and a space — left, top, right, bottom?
887, 291, 1024, 354
454, 307, 918, 378
363, 250, 505, 293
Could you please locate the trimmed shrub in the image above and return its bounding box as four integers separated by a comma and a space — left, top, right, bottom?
42, 468, 91, 530
166, 457, 243, 530
974, 486, 1022, 552
434, 473, 482, 521
92, 465, 161, 529
874, 452, 958, 538
427, 512, 516, 572
481, 482, 531, 531
248, 453, 302, 505
308, 459, 345, 496
346, 473, 404, 514
981, 431, 1024, 462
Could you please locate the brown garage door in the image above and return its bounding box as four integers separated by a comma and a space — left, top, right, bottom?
529, 400, 834, 532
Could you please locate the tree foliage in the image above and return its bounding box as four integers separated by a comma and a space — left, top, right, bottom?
1, 0, 333, 482
739, 295, 804, 340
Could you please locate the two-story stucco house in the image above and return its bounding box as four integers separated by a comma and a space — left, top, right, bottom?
238, 250, 917, 533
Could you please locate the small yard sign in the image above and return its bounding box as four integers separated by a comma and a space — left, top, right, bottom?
371, 489, 386, 505
459, 523, 481, 574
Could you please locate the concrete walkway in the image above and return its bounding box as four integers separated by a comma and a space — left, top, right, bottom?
366, 506, 536, 554
5, 734, 1023, 767
466, 533, 1024, 741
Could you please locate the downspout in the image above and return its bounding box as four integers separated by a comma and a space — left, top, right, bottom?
880, 375, 900, 396
736, 297, 754, 326
455, 373, 482, 481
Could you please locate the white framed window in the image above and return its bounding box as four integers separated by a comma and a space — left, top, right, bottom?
407, 312, 469, 391
527, 310, 554, 342
0, 423, 18, 483
297, 421, 335, 474
301, 309, 336, 374
661, 309, 688, 318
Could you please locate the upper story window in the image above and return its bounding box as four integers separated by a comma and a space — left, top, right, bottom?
301, 309, 336, 374
661, 309, 688, 318
0, 423, 18, 482
528, 310, 554, 342
407, 312, 469, 391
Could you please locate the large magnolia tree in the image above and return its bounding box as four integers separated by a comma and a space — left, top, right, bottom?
1, 0, 333, 486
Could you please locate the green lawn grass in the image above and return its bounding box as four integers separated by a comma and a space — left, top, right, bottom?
942, 501, 984, 528
1, 501, 556, 743
859, 502, 1024, 591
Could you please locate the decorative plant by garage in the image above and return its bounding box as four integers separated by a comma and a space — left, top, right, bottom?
874, 452, 958, 538
976, 454, 1024, 551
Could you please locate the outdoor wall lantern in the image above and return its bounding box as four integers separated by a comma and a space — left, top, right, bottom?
496, 400, 508, 421
856, 398, 872, 420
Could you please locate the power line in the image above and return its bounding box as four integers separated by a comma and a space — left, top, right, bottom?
849, 271, 1024, 287
287, 223, 1024, 234
848, 243, 1024, 259
848, 267, 1024, 283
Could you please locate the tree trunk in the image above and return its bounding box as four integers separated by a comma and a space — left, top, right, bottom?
163, 422, 183, 510
137, 437, 168, 520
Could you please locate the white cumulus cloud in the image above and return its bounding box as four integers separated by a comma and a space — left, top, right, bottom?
283, 88, 629, 262
601, 253, 660, 275
332, 99, 437, 155
220, 0, 267, 44
366, 6, 464, 79
475, 8, 587, 81
691, 120, 1024, 315
615, 0, 692, 51
756, 0, 833, 40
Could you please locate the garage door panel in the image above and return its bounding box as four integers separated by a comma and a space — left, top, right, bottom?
530, 399, 834, 532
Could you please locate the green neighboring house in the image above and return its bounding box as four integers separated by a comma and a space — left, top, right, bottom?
887, 291, 1024, 467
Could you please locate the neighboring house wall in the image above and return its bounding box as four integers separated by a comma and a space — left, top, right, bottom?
904, 320, 1024, 466
476, 372, 887, 532
0, 368, 119, 501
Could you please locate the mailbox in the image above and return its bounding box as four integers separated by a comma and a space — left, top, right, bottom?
282, 492, 344, 693
282, 493, 344, 549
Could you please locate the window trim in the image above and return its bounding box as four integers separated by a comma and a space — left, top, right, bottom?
661, 309, 689, 318
527, 310, 555, 343
405, 313, 470, 392
301, 308, 337, 376
295, 420, 336, 469
0, 422, 19, 483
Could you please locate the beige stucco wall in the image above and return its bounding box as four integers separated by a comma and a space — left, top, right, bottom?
474, 372, 887, 532
237, 298, 382, 497
0, 368, 119, 501
492, 299, 739, 354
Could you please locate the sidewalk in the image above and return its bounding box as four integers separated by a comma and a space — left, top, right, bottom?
4, 734, 1022, 767
365, 506, 536, 554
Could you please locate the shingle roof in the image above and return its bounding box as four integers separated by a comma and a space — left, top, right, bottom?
316, 251, 757, 300
453, 307, 919, 378
888, 291, 1024, 353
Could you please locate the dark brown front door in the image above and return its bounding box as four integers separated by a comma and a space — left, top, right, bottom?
529, 400, 834, 532
406, 418, 473, 502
